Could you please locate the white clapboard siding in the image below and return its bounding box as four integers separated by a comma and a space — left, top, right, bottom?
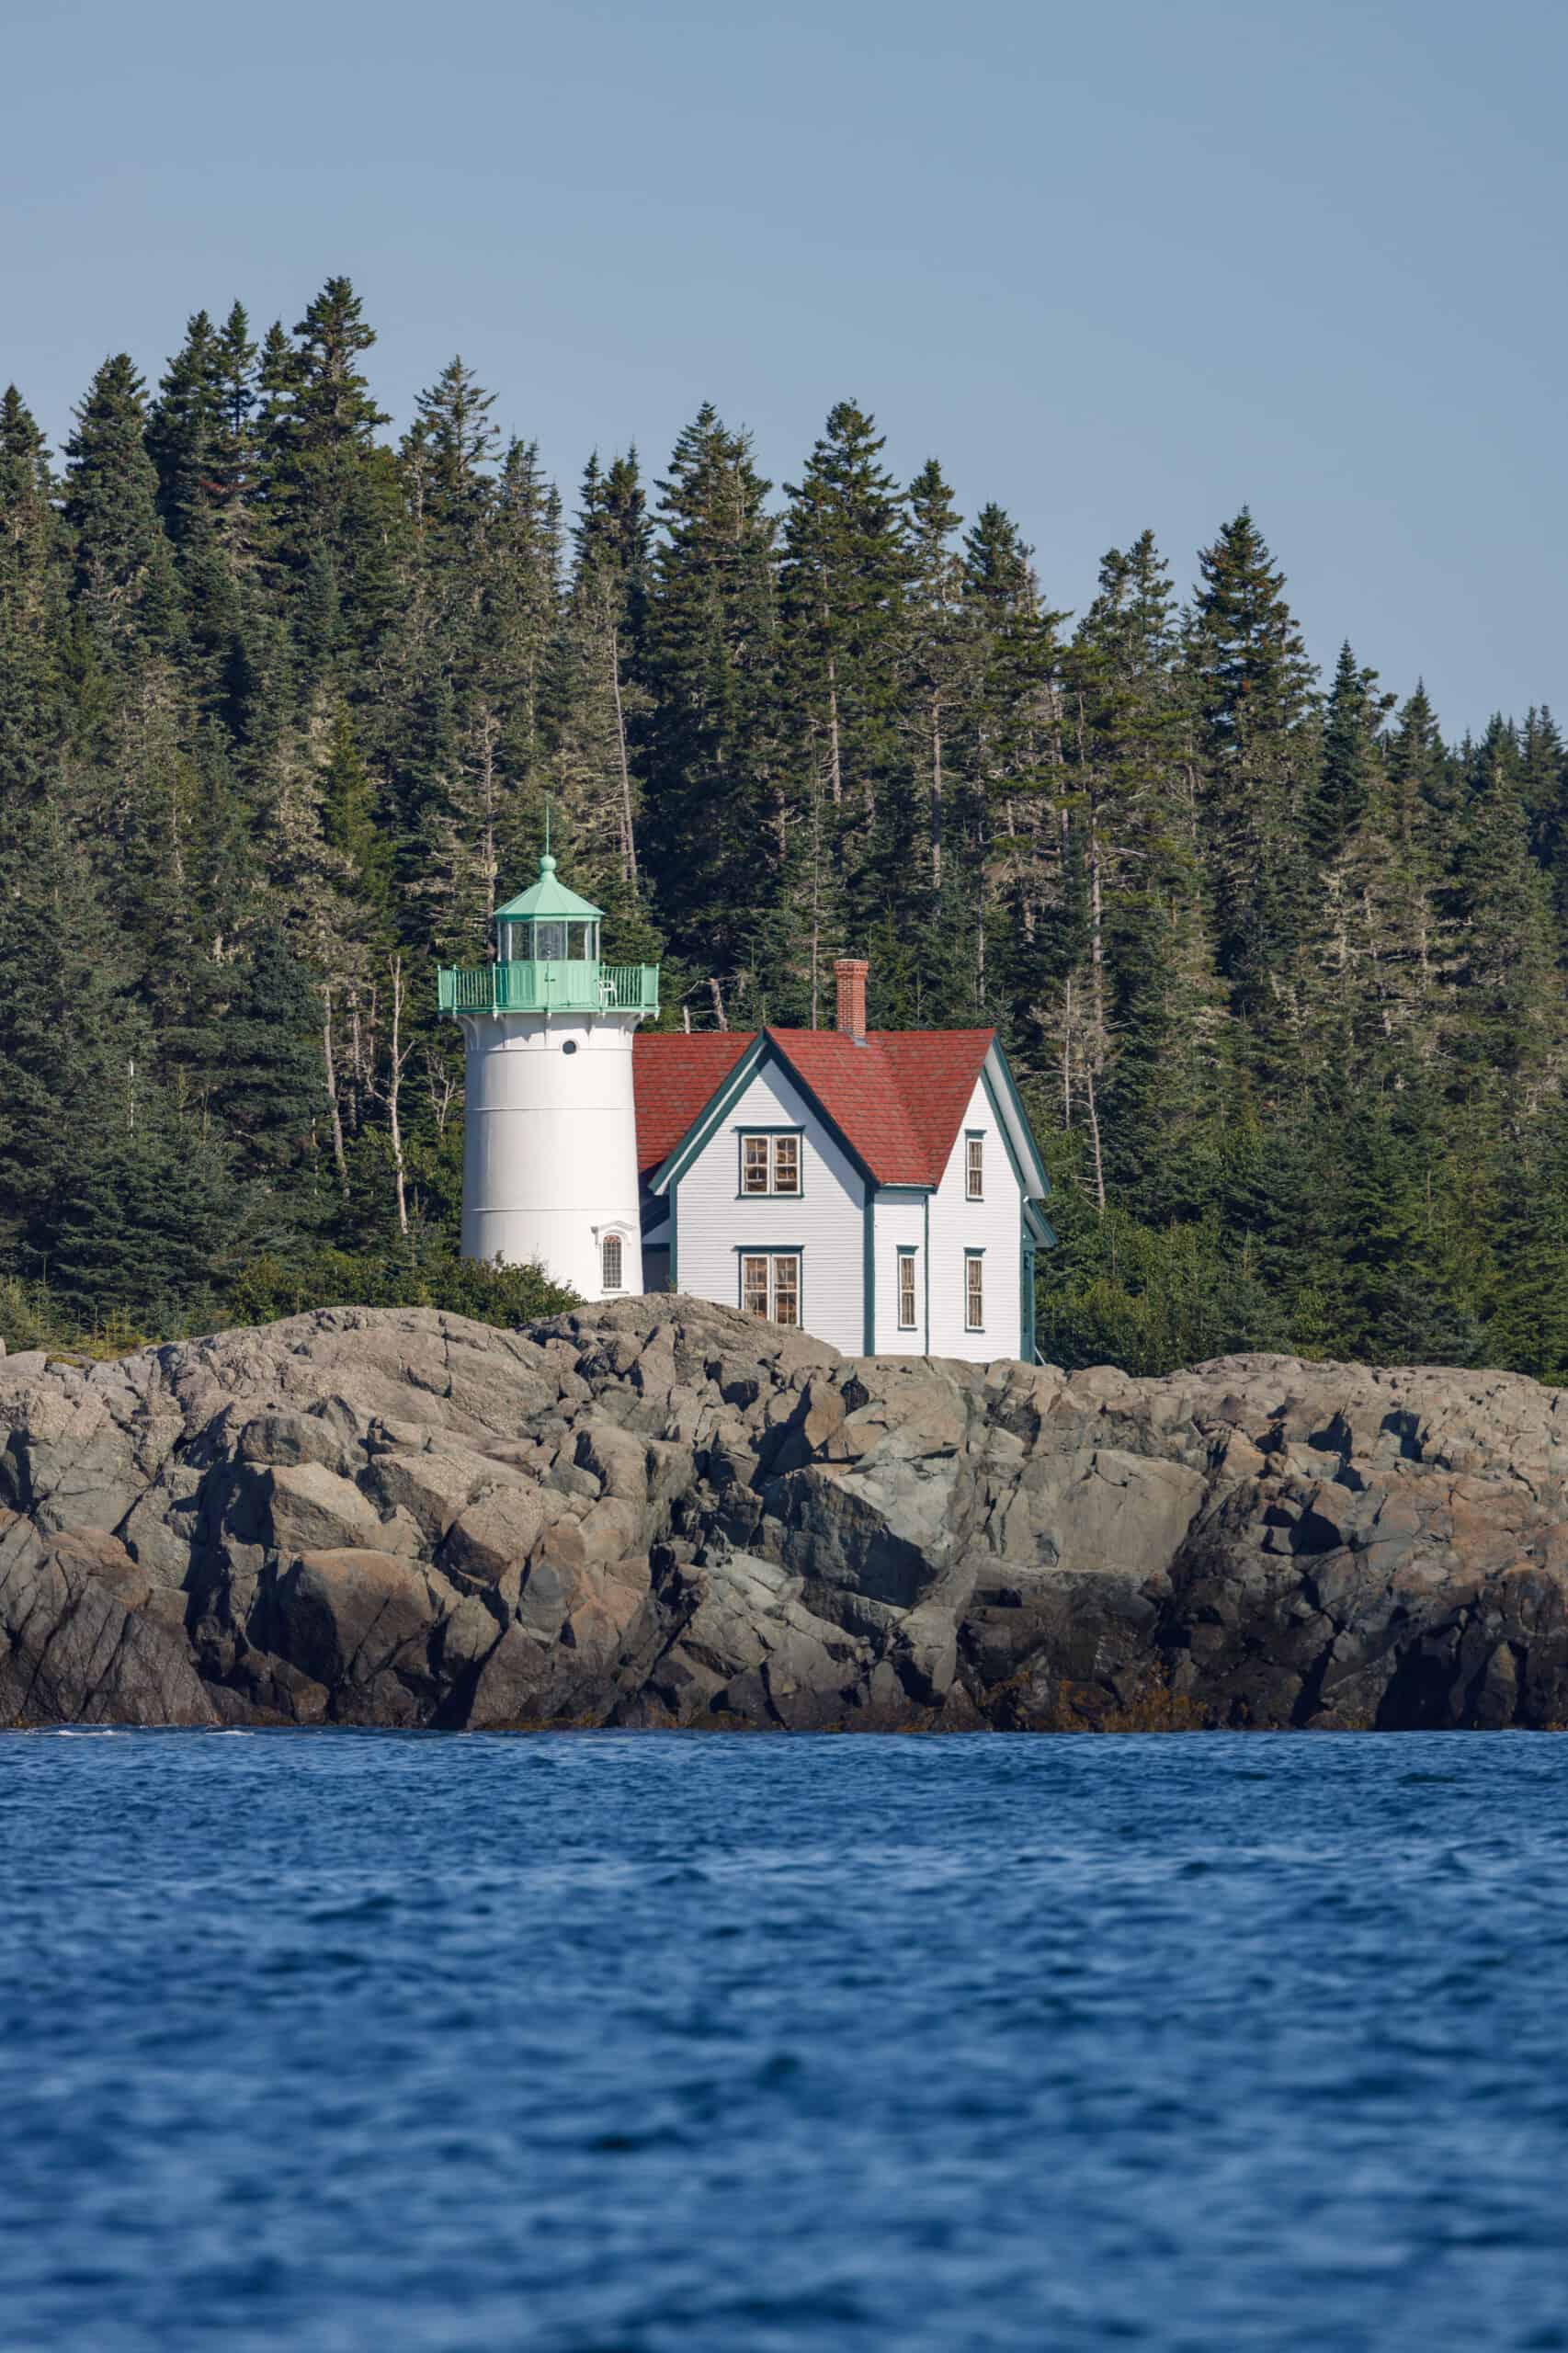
870, 1193, 927, 1354
674, 1059, 867, 1355
926, 1070, 1023, 1361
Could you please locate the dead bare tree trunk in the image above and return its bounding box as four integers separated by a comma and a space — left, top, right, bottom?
709, 975, 728, 1030
825, 646, 843, 810
809, 765, 824, 1029
1062, 974, 1074, 1131
365, 958, 413, 1239
1082, 1038, 1107, 1215
929, 692, 944, 893
478, 702, 501, 925
609, 622, 640, 893
322, 987, 351, 1202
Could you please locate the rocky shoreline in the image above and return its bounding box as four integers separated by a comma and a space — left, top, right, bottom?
4, 1298, 1568, 1732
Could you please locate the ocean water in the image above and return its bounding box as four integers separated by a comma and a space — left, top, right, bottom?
4, 1732, 1568, 2353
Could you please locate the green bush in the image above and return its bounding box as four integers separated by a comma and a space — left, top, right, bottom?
228, 1243, 576, 1331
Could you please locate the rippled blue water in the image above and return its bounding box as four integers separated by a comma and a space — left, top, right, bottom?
5, 1731, 1568, 2351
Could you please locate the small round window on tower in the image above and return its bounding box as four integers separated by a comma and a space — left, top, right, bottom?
562, 1039, 577, 1055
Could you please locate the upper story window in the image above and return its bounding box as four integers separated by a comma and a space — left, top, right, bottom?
898, 1250, 917, 1330
741, 1132, 801, 1196
602, 1233, 624, 1291
966, 1134, 984, 1199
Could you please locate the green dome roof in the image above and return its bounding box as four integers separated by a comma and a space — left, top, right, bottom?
494, 853, 603, 924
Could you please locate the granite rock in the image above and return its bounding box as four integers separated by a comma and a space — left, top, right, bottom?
6, 1304, 1568, 1731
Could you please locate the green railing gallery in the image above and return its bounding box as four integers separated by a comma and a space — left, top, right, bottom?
437, 961, 661, 1017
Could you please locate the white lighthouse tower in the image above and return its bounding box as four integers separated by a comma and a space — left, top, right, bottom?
438, 847, 659, 1301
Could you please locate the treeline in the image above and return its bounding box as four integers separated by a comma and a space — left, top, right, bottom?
3, 276, 1566, 1371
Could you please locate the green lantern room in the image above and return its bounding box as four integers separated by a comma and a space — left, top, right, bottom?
437, 852, 660, 1019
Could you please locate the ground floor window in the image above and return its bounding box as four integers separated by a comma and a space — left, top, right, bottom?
741, 1251, 801, 1327
965, 1251, 984, 1332
898, 1250, 917, 1330
602, 1232, 624, 1290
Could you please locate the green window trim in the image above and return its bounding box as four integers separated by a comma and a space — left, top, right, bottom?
736, 1245, 804, 1330
896, 1245, 918, 1331
736, 1125, 804, 1199
964, 1245, 986, 1334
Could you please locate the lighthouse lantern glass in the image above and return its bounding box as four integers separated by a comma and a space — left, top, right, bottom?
534, 919, 568, 962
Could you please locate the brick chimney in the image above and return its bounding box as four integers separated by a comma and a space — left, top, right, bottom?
834, 957, 869, 1041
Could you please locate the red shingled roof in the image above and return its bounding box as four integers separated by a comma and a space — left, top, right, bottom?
634, 1030, 757, 1176
633, 1026, 995, 1188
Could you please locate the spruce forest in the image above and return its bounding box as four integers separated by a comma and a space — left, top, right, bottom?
4, 277, 1565, 1375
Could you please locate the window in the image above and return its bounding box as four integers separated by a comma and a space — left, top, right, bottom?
602, 1233, 623, 1290
966, 1134, 984, 1200
741, 1252, 801, 1327
740, 1132, 802, 1195
965, 1253, 984, 1332
773, 1254, 800, 1327
534, 919, 567, 962
898, 1251, 917, 1331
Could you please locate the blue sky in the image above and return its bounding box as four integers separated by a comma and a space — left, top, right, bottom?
4, 0, 1562, 733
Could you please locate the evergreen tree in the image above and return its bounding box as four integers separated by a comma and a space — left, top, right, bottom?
1064, 532, 1226, 1220
63, 354, 180, 662
0, 388, 64, 808
1309, 641, 1390, 863
1441, 717, 1562, 1111
642, 404, 778, 1001
1187, 508, 1315, 1070
959, 502, 1065, 1043
551, 450, 652, 907
210, 927, 324, 1191
778, 402, 911, 1008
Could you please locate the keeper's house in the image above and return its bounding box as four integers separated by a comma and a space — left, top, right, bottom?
635, 960, 1052, 1363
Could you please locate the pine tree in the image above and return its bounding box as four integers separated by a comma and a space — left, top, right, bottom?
210, 926, 324, 1191
778, 402, 911, 1007
147, 309, 226, 545
0, 803, 145, 1258
642, 404, 778, 1005
414, 434, 562, 956
551, 450, 652, 907
1187, 508, 1316, 1071
49, 1086, 251, 1330
260, 279, 402, 682
1309, 641, 1390, 863
1064, 533, 1227, 1220
63, 354, 180, 662
903, 459, 965, 899
0, 388, 64, 809
958, 502, 1065, 1046
1441, 717, 1562, 1114
319, 705, 394, 916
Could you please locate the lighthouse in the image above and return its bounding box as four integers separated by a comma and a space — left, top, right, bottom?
437, 849, 660, 1301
